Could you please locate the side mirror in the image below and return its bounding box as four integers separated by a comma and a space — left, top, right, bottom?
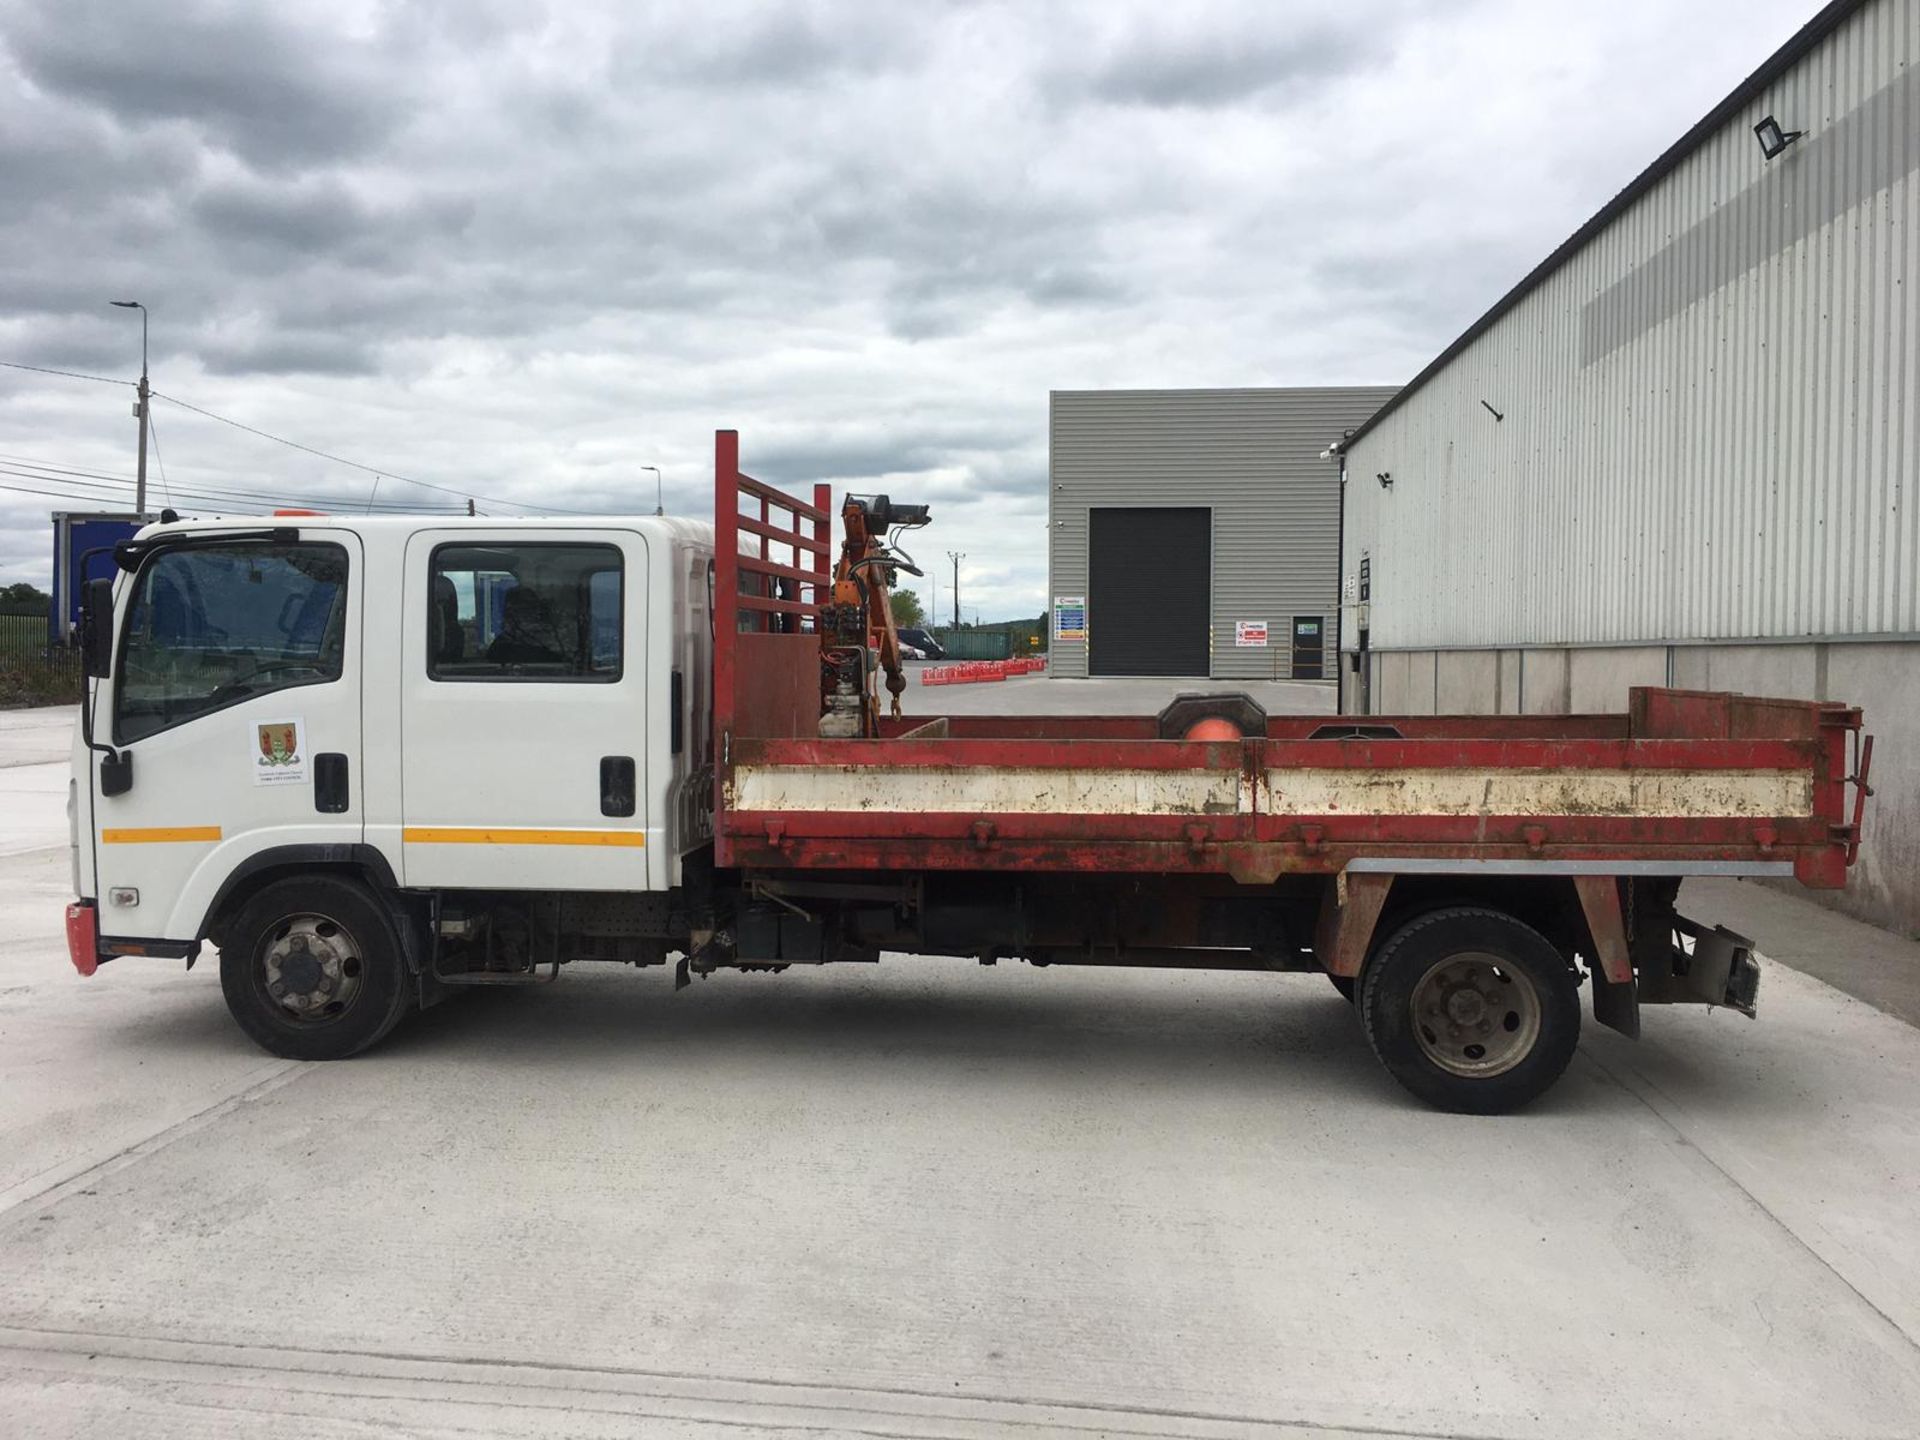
100, 749, 134, 796
81, 577, 115, 679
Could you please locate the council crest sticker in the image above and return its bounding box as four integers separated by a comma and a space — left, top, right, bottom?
254, 718, 308, 786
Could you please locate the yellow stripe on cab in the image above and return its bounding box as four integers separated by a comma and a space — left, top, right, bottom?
403, 827, 645, 848
101, 826, 223, 844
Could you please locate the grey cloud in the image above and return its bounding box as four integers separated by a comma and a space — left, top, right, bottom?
1311, 243, 1526, 345
191, 178, 376, 254
0, 323, 136, 380
611, 3, 926, 87
1076, 25, 1373, 108
0, 93, 202, 219
5, 0, 405, 167
196, 330, 380, 378
748, 424, 1036, 488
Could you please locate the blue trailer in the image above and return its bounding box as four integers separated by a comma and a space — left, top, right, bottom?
50, 512, 146, 646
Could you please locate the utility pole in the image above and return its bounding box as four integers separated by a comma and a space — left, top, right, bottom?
642, 466, 663, 516
467, 498, 476, 516
110, 301, 149, 515
946, 551, 964, 628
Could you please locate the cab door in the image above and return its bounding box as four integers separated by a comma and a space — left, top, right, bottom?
399, 530, 648, 891
96, 532, 364, 942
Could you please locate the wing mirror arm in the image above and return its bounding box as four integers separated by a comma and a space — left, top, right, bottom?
77, 576, 133, 795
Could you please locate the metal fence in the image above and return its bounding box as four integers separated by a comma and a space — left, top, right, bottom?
0, 605, 80, 707
0, 607, 47, 665
929, 628, 1012, 661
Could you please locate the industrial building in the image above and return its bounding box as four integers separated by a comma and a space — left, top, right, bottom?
1333, 0, 1918, 931
1049, 387, 1395, 681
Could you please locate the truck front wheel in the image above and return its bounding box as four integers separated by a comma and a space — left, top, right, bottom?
1359, 907, 1580, 1114
219, 876, 412, 1061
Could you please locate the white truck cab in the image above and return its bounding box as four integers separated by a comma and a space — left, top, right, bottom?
67, 513, 716, 1056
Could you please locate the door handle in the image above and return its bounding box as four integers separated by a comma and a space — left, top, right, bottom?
600, 756, 636, 817
314, 753, 349, 814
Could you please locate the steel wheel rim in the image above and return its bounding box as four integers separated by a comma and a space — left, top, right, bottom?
258, 913, 365, 1025
1409, 950, 1541, 1077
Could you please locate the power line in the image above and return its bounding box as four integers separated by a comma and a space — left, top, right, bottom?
151, 389, 425, 484
3, 354, 614, 516
151, 390, 602, 515
0, 452, 131, 484
0, 358, 132, 387
0, 463, 464, 516
0, 479, 130, 506
0, 475, 456, 515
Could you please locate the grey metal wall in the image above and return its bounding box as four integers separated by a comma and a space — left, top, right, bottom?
1051, 388, 1397, 680
1342, 0, 1918, 654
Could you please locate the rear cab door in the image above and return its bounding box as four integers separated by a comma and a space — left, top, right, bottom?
398, 529, 649, 890
94, 529, 364, 943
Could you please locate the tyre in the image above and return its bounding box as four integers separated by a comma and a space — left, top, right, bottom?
219, 875, 413, 1061
1326, 972, 1358, 1003
1359, 907, 1579, 1114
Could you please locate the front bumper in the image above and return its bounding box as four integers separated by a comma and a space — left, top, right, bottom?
65, 903, 202, 974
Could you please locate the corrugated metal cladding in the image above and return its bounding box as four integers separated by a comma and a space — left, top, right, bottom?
1050, 388, 1398, 680
1341, 0, 1918, 652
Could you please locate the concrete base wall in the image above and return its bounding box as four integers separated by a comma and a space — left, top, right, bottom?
1519, 649, 1570, 714
1352, 639, 1920, 938
1568, 647, 1671, 712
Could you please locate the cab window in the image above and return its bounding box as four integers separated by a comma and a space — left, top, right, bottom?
116, 542, 349, 744
429, 543, 622, 681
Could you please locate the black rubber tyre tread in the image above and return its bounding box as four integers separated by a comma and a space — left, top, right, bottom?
219, 875, 412, 1061
1359, 906, 1580, 1114
1327, 972, 1358, 1003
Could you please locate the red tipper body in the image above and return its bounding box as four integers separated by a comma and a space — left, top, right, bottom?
709, 432, 1868, 893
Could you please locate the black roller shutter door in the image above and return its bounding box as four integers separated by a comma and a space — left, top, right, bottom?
1088, 507, 1210, 676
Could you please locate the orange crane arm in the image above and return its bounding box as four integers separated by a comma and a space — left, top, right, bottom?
825, 495, 928, 733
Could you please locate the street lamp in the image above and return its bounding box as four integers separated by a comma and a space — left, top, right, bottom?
110, 300, 150, 516
641, 465, 663, 516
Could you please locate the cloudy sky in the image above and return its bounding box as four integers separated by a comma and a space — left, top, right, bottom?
2, 0, 1813, 618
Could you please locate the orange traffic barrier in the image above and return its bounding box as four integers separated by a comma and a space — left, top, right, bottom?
920, 659, 1028, 685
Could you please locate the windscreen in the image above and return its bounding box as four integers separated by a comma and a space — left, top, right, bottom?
115, 541, 349, 744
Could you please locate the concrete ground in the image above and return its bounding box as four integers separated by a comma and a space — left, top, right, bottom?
4, 701, 1920, 1439
0, 704, 73, 859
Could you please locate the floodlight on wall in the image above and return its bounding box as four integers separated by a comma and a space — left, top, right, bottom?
1753, 115, 1803, 159
1376, 471, 1392, 491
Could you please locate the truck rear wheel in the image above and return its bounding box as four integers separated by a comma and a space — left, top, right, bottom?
1359, 907, 1579, 1114
219, 876, 412, 1061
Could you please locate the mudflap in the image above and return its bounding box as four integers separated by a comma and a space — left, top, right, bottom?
1591, 970, 1640, 1039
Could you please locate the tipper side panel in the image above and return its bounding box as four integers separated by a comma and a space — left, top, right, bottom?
709, 431, 1864, 890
